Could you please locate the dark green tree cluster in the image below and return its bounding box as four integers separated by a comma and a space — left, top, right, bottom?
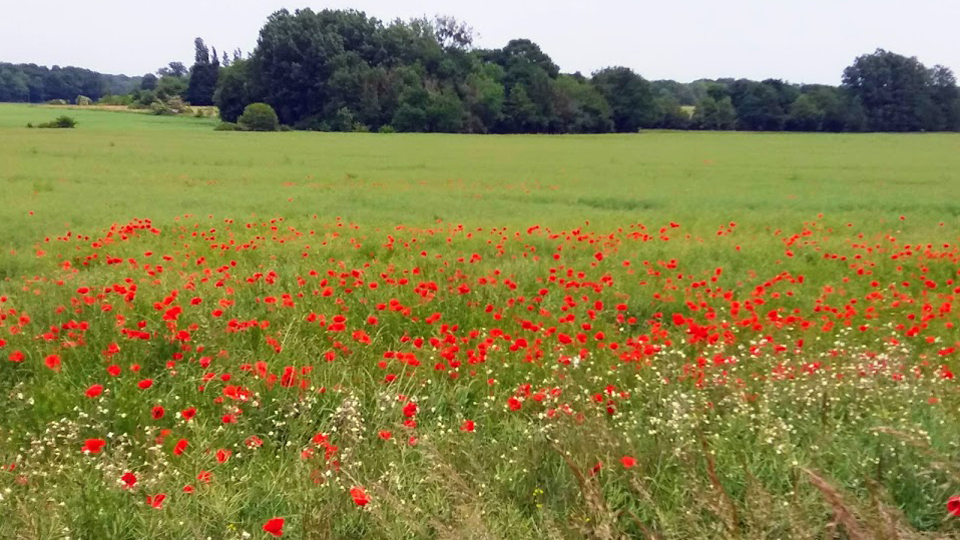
214, 9, 647, 133
4, 14, 958, 133
843, 49, 960, 131
0, 63, 138, 102
211, 10, 958, 133
187, 38, 220, 106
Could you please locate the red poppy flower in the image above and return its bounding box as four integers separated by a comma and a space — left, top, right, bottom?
146, 493, 166, 509
8, 350, 24, 363
215, 449, 231, 463
138, 379, 153, 390
263, 517, 285, 537
173, 438, 188, 456
949, 496, 960, 516
378, 430, 392, 440
402, 401, 418, 418
181, 407, 197, 421
460, 420, 475, 432
85, 384, 104, 398
107, 364, 121, 376
507, 397, 522, 411
197, 470, 212, 483
620, 456, 636, 469
350, 486, 370, 506
121, 472, 137, 488
44, 354, 61, 372
82, 438, 106, 454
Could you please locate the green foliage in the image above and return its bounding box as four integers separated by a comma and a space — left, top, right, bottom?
97, 94, 134, 106
591, 67, 657, 132
787, 94, 824, 131
155, 75, 187, 101
653, 94, 691, 129
693, 95, 738, 130
843, 49, 958, 132
729, 80, 786, 131
150, 100, 174, 116
552, 74, 613, 133
187, 37, 220, 106
377, 124, 396, 133
214, 121, 242, 131
238, 102, 280, 131
214, 58, 255, 123
0, 62, 138, 102
140, 73, 157, 91
75, 95, 92, 106
36, 115, 77, 128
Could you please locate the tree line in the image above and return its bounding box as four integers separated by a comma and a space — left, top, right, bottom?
0, 63, 138, 103
3, 8, 959, 133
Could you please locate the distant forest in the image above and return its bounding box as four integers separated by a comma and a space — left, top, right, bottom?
2, 8, 959, 133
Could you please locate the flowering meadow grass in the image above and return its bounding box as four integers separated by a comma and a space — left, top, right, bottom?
2, 104, 960, 538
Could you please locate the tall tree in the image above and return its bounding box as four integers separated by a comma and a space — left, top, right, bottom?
187, 38, 220, 106
843, 49, 938, 132
591, 67, 656, 132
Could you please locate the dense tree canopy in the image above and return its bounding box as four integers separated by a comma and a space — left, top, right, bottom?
187, 38, 220, 106
0, 63, 138, 102
2, 13, 957, 134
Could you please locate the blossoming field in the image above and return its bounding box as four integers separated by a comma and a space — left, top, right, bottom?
2, 105, 960, 538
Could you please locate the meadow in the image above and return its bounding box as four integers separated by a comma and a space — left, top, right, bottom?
1, 102, 960, 539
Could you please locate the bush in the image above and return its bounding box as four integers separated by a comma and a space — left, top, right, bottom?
75, 95, 92, 106
37, 116, 77, 129
378, 125, 396, 134
26, 122, 33, 128
214, 122, 242, 131
238, 103, 280, 132
98, 94, 133, 106
166, 96, 191, 115
150, 101, 175, 116
279, 125, 293, 132
293, 115, 328, 132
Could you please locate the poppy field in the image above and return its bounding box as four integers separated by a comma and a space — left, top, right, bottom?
2, 104, 960, 539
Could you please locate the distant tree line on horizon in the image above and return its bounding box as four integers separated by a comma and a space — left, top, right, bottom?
2, 8, 959, 133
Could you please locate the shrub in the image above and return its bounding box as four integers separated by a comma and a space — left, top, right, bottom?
150, 101, 175, 116
293, 115, 327, 132
378, 125, 396, 134
75, 95, 92, 106
166, 96, 191, 115
238, 103, 280, 132
279, 125, 293, 132
214, 122, 242, 131
352, 122, 370, 133
98, 94, 133, 106
26, 123, 33, 128
37, 116, 77, 129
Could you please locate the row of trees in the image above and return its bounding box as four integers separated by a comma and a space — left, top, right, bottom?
209, 9, 958, 133
3, 8, 958, 133
0, 63, 138, 103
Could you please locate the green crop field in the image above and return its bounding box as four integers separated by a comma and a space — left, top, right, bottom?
2, 102, 960, 539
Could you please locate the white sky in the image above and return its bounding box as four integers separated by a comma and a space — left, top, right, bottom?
3, 0, 959, 84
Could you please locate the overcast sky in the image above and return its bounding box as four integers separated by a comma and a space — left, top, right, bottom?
3, 0, 958, 84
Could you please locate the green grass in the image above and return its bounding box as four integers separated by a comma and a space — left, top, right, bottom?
1, 102, 960, 539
